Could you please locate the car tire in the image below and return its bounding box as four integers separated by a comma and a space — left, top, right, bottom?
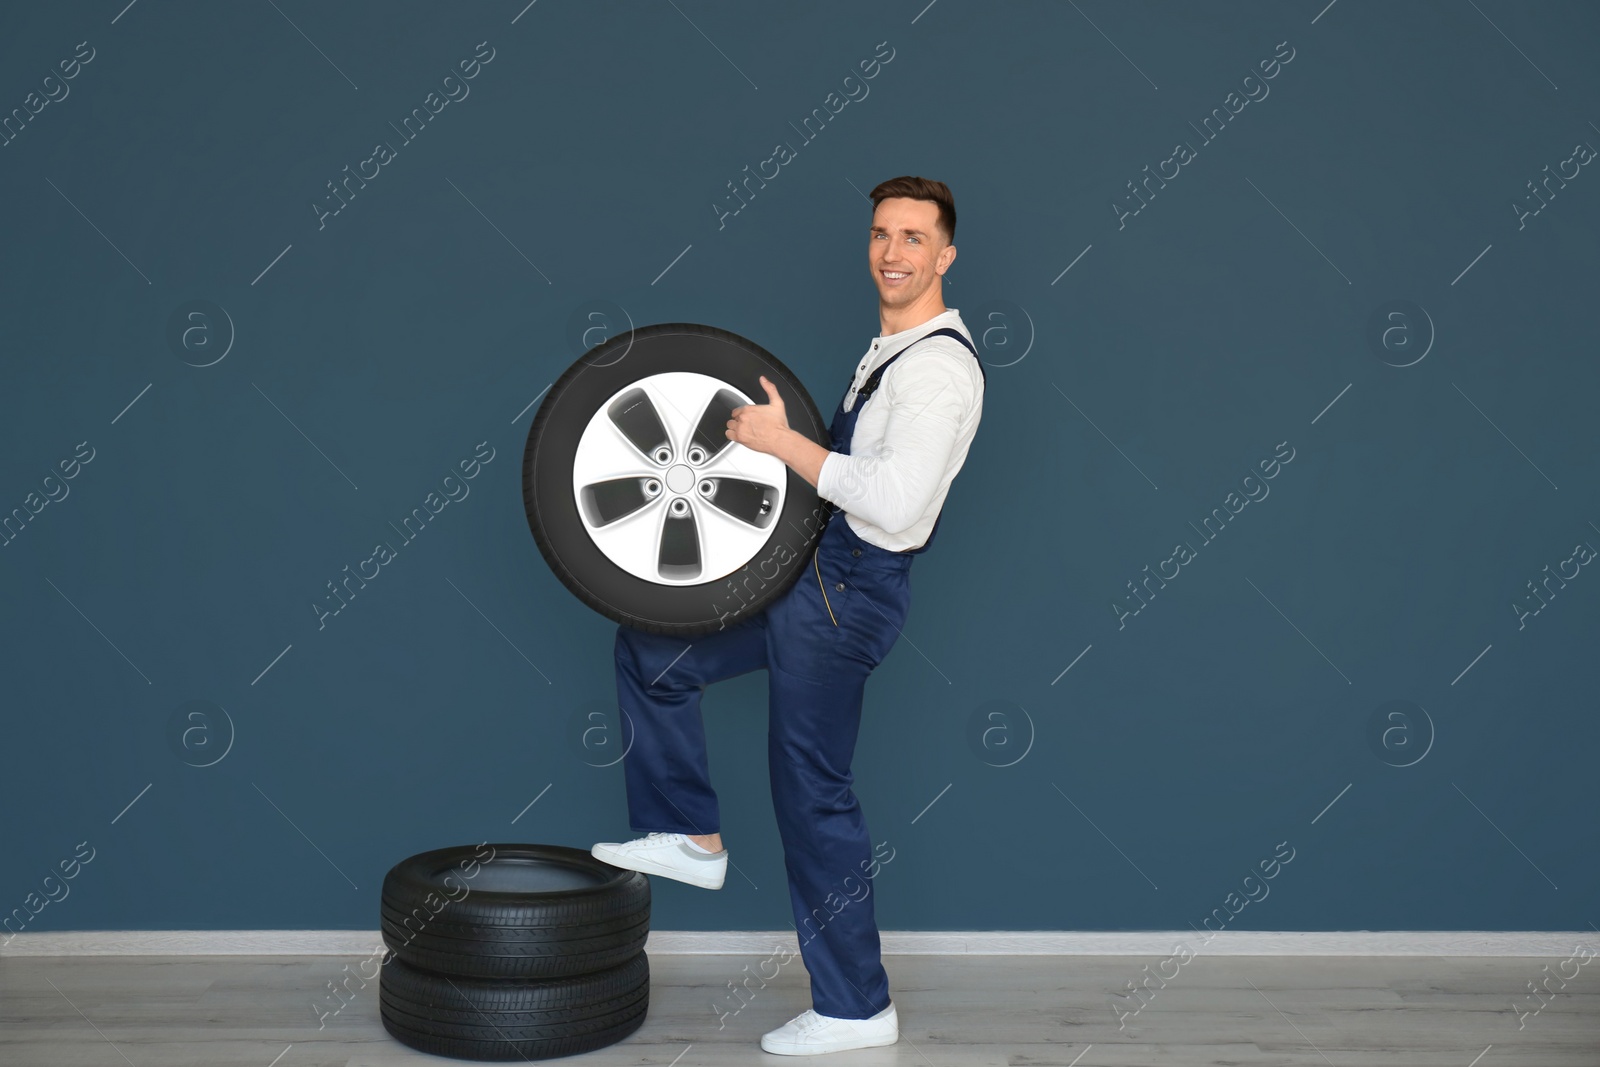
380, 843, 649, 979
379, 951, 649, 1061
523, 322, 835, 637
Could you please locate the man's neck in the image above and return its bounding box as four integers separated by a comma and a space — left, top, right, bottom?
879, 295, 948, 337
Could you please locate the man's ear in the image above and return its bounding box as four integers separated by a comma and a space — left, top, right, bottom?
940, 244, 957, 273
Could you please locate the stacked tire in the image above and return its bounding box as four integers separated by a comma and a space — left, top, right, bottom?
379, 843, 651, 1060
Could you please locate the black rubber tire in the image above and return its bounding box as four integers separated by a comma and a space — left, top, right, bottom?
379, 909, 649, 979
379, 951, 648, 1061
380, 843, 649, 979
523, 321, 835, 637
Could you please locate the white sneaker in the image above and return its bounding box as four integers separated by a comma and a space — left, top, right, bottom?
590, 831, 727, 890
760, 1002, 898, 1055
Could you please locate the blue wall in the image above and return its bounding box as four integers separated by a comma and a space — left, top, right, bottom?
2, 0, 1596, 939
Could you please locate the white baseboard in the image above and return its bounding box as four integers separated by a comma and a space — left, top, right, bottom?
3, 929, 1592, 957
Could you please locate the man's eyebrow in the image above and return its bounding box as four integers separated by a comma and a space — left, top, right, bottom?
869, 225, 929, 237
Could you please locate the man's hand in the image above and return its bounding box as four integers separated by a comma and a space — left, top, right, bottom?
725, 375, 791, 456
723, 374, 830, 490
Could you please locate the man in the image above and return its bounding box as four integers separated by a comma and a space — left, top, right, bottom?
592, 176, 985, 1055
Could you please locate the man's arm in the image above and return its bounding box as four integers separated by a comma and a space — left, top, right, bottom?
725, 357, 979, 528
771, 430, 829, 490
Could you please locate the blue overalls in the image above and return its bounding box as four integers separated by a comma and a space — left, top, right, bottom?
614, 326, 983, 1021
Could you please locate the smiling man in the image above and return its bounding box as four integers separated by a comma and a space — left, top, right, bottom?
592, 176, 986, 1055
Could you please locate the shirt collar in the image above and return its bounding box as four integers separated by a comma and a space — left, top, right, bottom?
873, 307, 961, 348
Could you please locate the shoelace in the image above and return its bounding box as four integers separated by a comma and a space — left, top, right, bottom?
795, 1009, 879, 1036
795, 1010, 828, 1034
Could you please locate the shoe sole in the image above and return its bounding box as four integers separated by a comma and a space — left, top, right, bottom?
591, 845, 725, 890
759, 1032, 898, 1055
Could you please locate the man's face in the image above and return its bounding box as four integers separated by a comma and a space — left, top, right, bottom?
869, 197, 953, 309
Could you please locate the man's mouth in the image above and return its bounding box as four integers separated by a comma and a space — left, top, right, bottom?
880, 270, 909, 285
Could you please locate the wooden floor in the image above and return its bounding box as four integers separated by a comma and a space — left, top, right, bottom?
2, 953, 1596, 1065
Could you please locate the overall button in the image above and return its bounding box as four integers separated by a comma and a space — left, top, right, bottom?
852, 548, 862, 557
834, 582, 845, 591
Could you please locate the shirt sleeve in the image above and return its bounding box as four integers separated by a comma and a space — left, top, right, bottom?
815, 346, 977, 535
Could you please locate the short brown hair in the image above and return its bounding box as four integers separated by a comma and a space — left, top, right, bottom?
869, 176, 956, 245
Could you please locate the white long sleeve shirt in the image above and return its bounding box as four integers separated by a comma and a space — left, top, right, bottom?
815, 308, 985, 552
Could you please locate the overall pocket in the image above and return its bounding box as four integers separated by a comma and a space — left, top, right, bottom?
821, 551, 910, 671
811, 543, 859, 632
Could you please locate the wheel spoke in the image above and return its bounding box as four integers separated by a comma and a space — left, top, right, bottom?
689, 387, 745, 463
657, 504, 701, 580
607, 387, 672, 463
700, 477, 778, 528
579, 477, 658, 527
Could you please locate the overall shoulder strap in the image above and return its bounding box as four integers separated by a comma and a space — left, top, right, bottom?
918, 326, 978, 358
859, 326, 984, 401
917, 327, 985, 384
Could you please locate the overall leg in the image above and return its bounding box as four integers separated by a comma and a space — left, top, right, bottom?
764, 526, 909, 1020
768, 661, 889, 1019
615, 615, 767, 836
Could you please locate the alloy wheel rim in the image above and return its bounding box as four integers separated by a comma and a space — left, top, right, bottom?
571, 371, 786, 584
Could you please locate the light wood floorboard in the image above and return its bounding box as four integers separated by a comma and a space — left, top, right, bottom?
1, 954, 1596, 1065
